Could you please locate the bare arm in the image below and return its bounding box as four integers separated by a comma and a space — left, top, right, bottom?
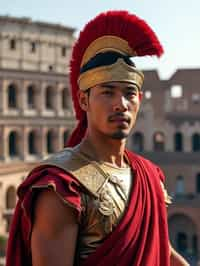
170, 244, 190, 266
31, 189, 79, 266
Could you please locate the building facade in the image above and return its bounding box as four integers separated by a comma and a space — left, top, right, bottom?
0, 16, 76, 239
127, 69, 200, 265
0, 15, 199, 266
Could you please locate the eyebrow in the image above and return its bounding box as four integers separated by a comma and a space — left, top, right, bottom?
99, 83, 139, 91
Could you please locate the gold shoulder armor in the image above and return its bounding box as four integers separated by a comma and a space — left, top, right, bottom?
40, 147, 106, 198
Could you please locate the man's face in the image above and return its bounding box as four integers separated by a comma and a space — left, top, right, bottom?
79, 81, 142, 140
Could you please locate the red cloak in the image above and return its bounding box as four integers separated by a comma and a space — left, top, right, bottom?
6, 151, 170, 266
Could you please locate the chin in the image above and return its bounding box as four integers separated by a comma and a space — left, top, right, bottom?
110, 131, 129, 140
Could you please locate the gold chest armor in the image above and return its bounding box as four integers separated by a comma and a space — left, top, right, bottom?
42, 147, 133, 261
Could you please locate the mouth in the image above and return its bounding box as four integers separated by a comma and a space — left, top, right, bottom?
108, 115, 131, 127
109, 114, 131, 124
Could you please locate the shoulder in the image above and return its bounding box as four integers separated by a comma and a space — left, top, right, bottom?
33, 188, 79, 230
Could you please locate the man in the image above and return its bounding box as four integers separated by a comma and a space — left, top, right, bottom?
6, 10, 189, 266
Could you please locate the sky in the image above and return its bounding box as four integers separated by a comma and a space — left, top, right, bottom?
1, 0, 200, 79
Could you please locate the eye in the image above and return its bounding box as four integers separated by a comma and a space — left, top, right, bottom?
125, 89, 138, 98
102, 90, 114, 96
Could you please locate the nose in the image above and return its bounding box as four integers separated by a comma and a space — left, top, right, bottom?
113, 94, 128, 112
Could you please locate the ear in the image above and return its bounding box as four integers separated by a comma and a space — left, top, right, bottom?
78, 90, 89, 111
139, 91, 143, 102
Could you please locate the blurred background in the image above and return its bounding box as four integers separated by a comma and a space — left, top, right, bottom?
0, 0, 200, 265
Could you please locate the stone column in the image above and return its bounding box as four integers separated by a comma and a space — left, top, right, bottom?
19, 80, 26, 115
22, 126, 28, 160
38, 82, 46, 115
41, 126, 47, 158
183, 122, 192, 152
2, 79, 8, 114
55, 84, 62, 116
57, 127, 63, 151
3, 126, 9, 161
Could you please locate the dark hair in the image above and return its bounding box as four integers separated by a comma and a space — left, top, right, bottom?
80, 51, 135, 74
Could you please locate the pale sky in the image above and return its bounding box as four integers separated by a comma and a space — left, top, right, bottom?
1, 0, 200, 79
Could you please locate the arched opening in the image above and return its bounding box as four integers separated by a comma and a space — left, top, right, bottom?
8, 84, 17, 108
46, 130, 57, 154
27, 85, 36, 109
45, 86, 54, 109
132, 132, 144, 152
62, 88, 70, 109
153, 132, 165, 151
174, 132, 183, 152
192, 133, 200, 151
177, 232, 188, 252
196, 173, 200, 194
8, 131, 19, 157
63, 130, 69, 147
10, 39, 16, 50
28, 131, 38, 155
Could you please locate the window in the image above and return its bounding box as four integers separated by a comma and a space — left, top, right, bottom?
170, 85, 183, 98
153, 132, 165, 151
61, 46, 67, 57
175, 175, 184, 195
10, 39, 16, 50
196, 173, 200, 194
30, 41, 36, 53
8, 84, 17, 108
45, 86, 54, 109
8, 131, 18, 156
174, 132, 183, 152
192, 133, 200, 151
28, 131, 37, 155
132, 132, 144, 152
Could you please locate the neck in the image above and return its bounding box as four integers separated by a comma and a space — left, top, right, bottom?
79, 132, 128, 168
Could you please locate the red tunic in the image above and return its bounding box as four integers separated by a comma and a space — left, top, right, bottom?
6, 151, 170, 266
